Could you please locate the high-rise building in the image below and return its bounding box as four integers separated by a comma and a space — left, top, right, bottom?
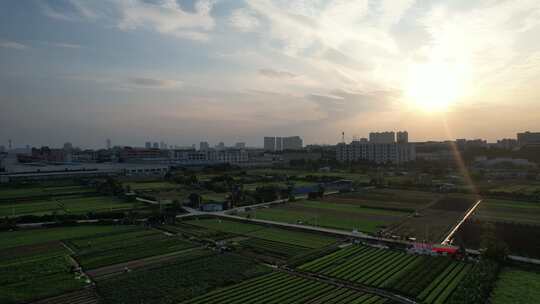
215, 142, 225, 150
159, 141, 167, 150
282, 136, 303, 150
63, 142, 73, 151
106, 139, 111, 150
264, 137, 275, 151
152, 142, 159, 149
200, 141, 210, 150
517, 131, 540, 146
234, 142, 246, 149
496, 138, 518, 150
275, 137, 283, 151
397, 131, 408, 144
337, 131, 415, 164
369, 132, 395, 143
145, 142, 152, 149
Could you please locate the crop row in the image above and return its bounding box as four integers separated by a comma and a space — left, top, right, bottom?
185, 218, 338, 249
97, 253, 269, 304
239, 238, 308, 259
300, 245, 472, 302
69, 228, 195, 269
182, 272, 391, 304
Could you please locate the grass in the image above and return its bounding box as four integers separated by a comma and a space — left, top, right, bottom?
491, 268, 540, 304
0, 225, 136, 250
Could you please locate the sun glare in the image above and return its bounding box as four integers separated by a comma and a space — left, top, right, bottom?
405, 61, 469, 113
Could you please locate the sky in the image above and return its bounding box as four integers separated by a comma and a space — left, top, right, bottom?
1, 0, 540, 149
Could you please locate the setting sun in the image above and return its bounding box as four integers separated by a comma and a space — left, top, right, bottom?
405, 61, 470, 112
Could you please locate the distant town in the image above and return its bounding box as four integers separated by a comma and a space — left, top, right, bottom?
1, 131, 539, 184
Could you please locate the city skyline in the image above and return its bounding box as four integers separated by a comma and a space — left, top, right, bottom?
2, 0, 540, 148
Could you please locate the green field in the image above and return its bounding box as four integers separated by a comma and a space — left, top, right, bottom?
124, 181, 178, 191
184, 218, 338, 249
68, 228, 195, 269
490, 268, 540, 304
0, 195, 141, 218
238, 198, 411, 233
489, 184, 540, 196
0, 225, 136, 250
0, 185, 95, 200
183, 272, 390, 304
0, 243, 88, 304
473, 198, 540, 225
186, 218, 265, 234
97, 253, 269, 304
299, 245, 471, 302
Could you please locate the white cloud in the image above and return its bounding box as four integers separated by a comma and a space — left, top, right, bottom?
40, 0, 217, 41
116, 0, 216, 41
0, 40, 27, 50
258, 68, 296, 79
229, 9, 261, 32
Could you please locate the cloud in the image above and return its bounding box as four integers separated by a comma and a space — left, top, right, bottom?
39, 0, 98, 22
116, 0, 216, 41
307, 89, 397, 120
0, 41, 27, 50
40, 0, 217, 41
64, 73, 183, 90
126, 77, 183, 89
229, 9, 261, 32
46, 42, 83, 49
258, 68, 297, 79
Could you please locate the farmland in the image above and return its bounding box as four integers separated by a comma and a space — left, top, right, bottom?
0, 246, 88, 304
96, 253, 270, 304
299, 244, 472, 303
182, 272, 393, 304
238, 198, 411, 233
0, 184, 96, 200
66, 228, 195, 269
472, 198, 540, 225
382, 195, 478, 242
456, 219, 540, 258
237, 189, 446, 236
184, 217, 339, 249
0, 225, 135, 250
0, 195, 143, 218
490, 268, 540, 304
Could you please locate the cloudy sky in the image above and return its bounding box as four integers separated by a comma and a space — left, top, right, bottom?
1, 0, 540, 148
